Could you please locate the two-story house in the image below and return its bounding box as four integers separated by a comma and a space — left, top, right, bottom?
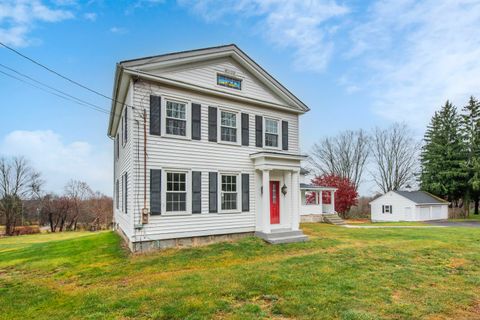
108, 44, 327, 252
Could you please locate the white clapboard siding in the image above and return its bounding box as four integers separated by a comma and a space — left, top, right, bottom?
113, 83, 135, 239
122, 80, 300, 242
151, 57, 286, 106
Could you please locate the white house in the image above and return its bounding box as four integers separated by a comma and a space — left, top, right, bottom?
107, 45, 332, 252
370, 191, 449, 222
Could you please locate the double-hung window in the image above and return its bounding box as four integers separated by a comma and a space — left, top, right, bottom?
265, 118, 279, 148
221, 174, 238, 211
220, 111, 237, 142
166, 100, 187, 136
166, 172, 187, 212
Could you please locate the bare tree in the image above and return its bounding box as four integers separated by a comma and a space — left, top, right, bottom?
0, 156, 42, 235
370, 123, 419, 193
85, 192, 113, 230
40, 194, 72, 232
308, 129, 369, 190
64, 180, 93, 231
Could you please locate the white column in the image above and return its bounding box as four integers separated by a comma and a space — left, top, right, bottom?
331, 190, 335, 213
319, 190, 323, 213
291, 170, 300, 231
285, 171, 293, 229
262, 169, 271, 233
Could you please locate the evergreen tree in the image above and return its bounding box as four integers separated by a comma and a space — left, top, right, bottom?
420, 101, 467, 205
461, 96, 480, 214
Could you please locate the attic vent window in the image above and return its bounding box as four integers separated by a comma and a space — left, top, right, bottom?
217, 74, 242, 90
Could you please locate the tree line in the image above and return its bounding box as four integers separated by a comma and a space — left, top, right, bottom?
421, 97, 480, 215
309, 96, 480, 217
0, 156, 112, 236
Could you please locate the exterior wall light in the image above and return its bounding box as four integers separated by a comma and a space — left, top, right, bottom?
281, 184, 287, 196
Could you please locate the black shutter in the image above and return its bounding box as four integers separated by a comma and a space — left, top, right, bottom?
241, 113, 249, 146
192, 171, 202, 213
192, 103, 201, 140
242, 173, 250, 212
116, 134, 119, 159
124, 172, 128, 214
150, 169, 161, 215
124, 108, 128, 143
116, 179, 119, 209
209, 172, 218, 213
150, 95, 161, 136
208, 106, 217, 142
282, 120, 289, 150
255, 115, 263, 147
121, 117, 124, 146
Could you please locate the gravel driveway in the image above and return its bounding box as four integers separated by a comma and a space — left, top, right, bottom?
424, 220, 480, 228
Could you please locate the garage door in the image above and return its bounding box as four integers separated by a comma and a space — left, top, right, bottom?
431, 206, 442, 220
418, 206, 430, 220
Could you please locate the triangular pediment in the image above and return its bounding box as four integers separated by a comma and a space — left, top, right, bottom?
120, 45, 308, 113
144, 57, 287, 106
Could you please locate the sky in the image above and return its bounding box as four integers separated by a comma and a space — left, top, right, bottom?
0, 0, 479, 196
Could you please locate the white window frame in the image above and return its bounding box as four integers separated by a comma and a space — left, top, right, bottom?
162, 169, 191, 215
382, 205, 392, 214
218, 172, 241, 213
218, 107, 240, 145
161, 97, 191, 140
264, 117, 281, 149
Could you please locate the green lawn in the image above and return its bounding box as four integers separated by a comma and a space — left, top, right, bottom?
1, 225, 480, 319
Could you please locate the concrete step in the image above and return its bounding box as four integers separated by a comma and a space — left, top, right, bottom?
267, 235, 309, 244
255, 230, 309, 244
323, 214, 346, 225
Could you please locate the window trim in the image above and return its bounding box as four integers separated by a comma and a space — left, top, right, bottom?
162, 169, 191, 216
218, 172, 241, 214
263, 117, 281, 150
218, 107, 241, 145
161, 97, 192, 140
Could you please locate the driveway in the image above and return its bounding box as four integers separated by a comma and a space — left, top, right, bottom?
425, 220, 480, 228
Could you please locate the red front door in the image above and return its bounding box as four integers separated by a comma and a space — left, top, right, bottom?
270, 181, 280, 224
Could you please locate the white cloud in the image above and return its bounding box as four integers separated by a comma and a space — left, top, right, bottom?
348, 0, 480, 129
110, 26, 127, 34
179, 0, 349, 72
0, 130, 112, 195
84, 12, 97, 21
0, 0, 73, 47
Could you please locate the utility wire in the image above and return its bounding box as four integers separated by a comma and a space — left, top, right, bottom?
0, 63, 137, 121
0, 63, 110, 114
0, 41, 132, 111
0, 69, 111, 115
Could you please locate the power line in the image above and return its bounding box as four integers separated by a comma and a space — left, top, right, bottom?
0, 63, 138, 121
0, 69, 111, 115
0, 41, 131, 112
0, 63, 111, 114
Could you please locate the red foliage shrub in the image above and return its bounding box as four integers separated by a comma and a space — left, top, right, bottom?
13, 226, 40, 236
311, 174, 358, 215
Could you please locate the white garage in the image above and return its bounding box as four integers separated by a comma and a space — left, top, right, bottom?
370, 191, 449, 222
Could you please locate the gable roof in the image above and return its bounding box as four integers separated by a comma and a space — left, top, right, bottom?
394, 191, 448, 205
108, 44, 309, 137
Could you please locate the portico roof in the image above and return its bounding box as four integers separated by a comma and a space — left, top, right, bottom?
249, 151, 307, 171
300, 183, 337, 191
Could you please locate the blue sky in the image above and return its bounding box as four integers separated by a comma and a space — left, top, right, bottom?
0, 0, 479, 196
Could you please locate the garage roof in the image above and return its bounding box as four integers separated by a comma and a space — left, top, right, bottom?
394, 191, 448, 205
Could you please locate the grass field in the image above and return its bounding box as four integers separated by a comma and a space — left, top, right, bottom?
1, 224, 480, 320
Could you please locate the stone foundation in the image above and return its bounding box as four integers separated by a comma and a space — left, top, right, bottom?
119, 231, 255, 253
300, 214, 325, 223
